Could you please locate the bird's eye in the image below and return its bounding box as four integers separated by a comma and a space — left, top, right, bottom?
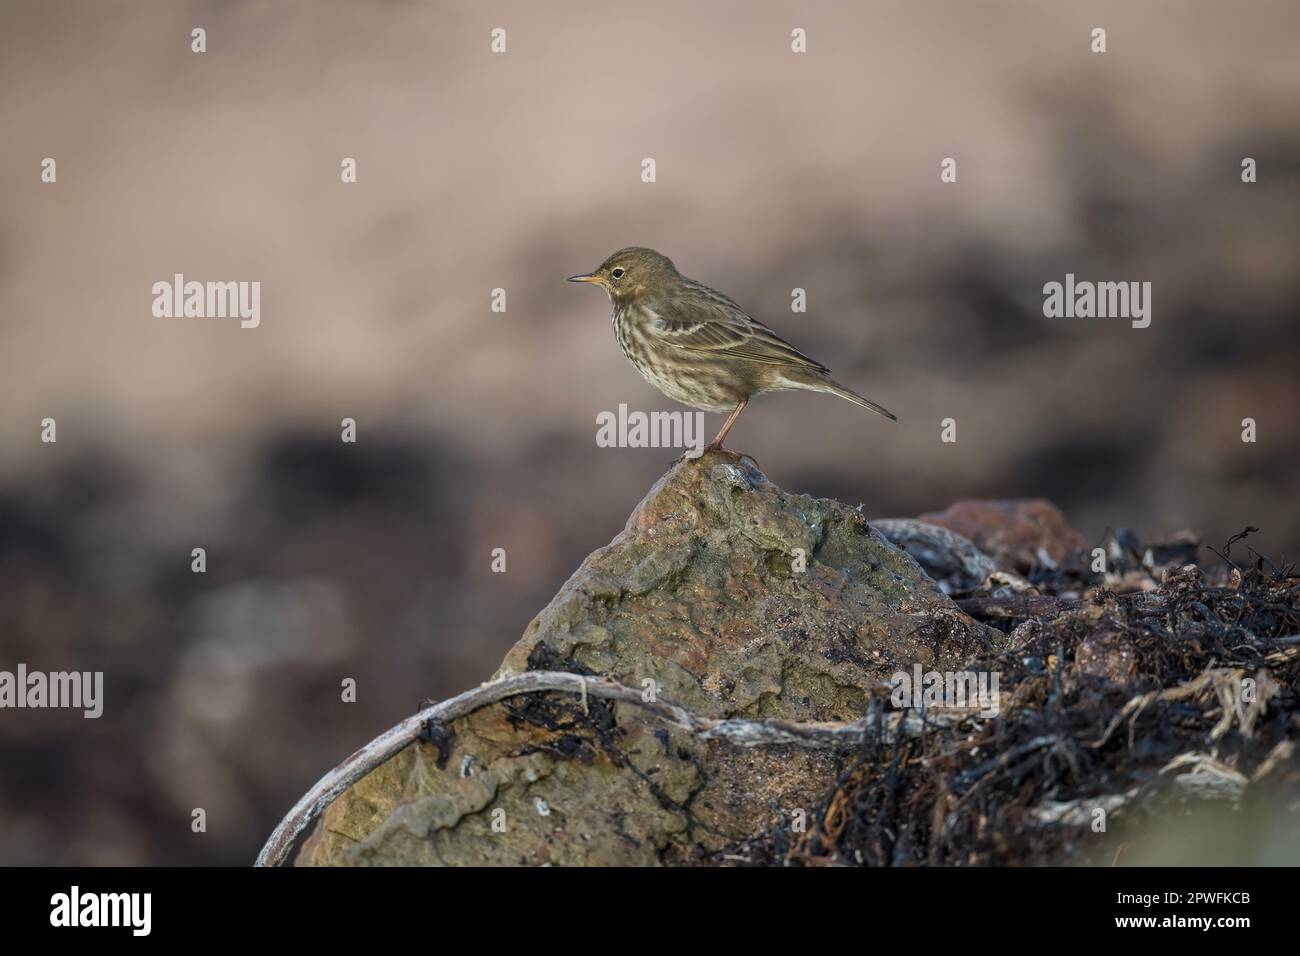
611, 267, 625, 280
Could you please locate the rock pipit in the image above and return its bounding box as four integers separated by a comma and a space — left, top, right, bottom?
569, 247, 896, 452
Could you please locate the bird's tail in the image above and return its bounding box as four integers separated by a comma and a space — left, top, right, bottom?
783, 372, 897, 421
824, 381, 897, 421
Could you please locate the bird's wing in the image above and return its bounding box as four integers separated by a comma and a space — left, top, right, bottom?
645, 283, 829, 371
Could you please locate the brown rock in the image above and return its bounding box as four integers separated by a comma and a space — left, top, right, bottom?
917, 499, 1088, 573
297, 453, 995, 866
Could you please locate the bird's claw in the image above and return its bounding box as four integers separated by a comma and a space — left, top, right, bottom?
671, 445, 760, 469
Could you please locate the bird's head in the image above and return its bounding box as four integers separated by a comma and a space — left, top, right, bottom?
568, 247, 679, 304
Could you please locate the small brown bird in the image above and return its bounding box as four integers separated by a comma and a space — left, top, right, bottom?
569, 247, 896, 452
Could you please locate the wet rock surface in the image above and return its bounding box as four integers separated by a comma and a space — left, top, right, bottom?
870, 518, 998, 593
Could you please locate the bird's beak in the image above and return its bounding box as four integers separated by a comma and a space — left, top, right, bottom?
567, 272, 603, 286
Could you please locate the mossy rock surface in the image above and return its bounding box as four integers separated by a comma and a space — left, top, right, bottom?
298, 453, 994, 866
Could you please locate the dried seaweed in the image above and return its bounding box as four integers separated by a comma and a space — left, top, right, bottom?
737, 533, 1300, 865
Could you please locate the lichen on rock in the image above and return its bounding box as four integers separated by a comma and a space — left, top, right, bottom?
297, 453, 995, 866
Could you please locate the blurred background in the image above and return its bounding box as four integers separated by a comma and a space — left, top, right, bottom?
0, 1, 1297, 864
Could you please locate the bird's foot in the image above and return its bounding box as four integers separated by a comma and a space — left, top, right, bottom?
673, 444, 759, 469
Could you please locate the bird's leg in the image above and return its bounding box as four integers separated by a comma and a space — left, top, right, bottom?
703, 399, 748, 453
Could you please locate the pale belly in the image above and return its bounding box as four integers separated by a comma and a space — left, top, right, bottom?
613, 311, 743, 413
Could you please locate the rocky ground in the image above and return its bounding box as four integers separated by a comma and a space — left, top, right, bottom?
291, 453, 1300, 866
